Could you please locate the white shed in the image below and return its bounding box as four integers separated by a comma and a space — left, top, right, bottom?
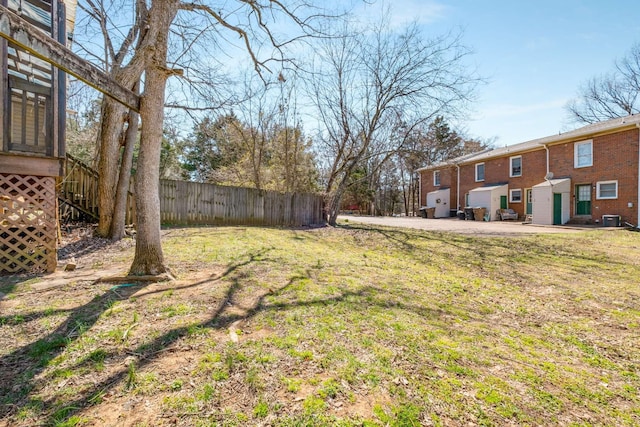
467, 184, 508, 221
426, 188, 451, 218
531, 178, 571, 225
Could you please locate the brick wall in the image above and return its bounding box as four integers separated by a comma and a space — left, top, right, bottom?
456, 149, 547, 217
418, 127, 639, 224
420, 166, 457, 207
549, 128, 639, 224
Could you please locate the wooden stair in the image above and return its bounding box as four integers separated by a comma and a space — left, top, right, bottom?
59, 153, 100, 221
59, 154, 136, 224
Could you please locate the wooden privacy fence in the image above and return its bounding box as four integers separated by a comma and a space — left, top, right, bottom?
59, 154, 324, 227
159, 180, 325, 227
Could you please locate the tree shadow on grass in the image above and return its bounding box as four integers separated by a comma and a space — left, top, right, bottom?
0, 242, 452, 425
339, 223, 419, 251
57, 236, 125, 263
0, 308, 75, 327
0, 232, 132, 302
335, 223, 640, 311
37, 281, 447, 426
339, 222, 497, 256
11, 223, 623, 425
0, 275, 33, 302
339, 222, 508, 270
0, 281, 139, 417
339, 223, 631, 271
0, 249, 269, 422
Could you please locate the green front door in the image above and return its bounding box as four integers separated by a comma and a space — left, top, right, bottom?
500, 195, 507, 209
553, 193, 562, 225
525, 189, 532, 215
576, 184, 591, 215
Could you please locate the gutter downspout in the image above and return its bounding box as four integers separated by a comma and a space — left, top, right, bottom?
543, 144, 550, 175
456, 164, 461, 210
418, 171, 422, 211
542, 143, 554, 225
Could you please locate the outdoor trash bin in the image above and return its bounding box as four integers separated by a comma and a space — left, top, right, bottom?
473, 207, 486, 221
426, 207, 436, 219
463, 207, 474, 220
457, 210, 465, 220
419, 207, 427, 218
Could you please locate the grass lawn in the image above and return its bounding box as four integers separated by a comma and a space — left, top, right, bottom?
0, 223, 639, 426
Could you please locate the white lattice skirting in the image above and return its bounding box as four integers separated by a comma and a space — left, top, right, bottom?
1, 173, 57, 274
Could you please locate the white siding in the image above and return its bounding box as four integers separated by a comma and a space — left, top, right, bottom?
532, 186, 552, 225
562, 192, 571, 224
532, 179, 571, 225
426, 188, 451, 218
468, 184, 508, 221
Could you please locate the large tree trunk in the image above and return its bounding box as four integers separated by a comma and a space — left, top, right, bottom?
96, 98, 127, 237
128, 0, 178, 276
110, 105, 139, 240
95, 1, 148, 238
326, 193, 340, 226
326, 171, 352, 226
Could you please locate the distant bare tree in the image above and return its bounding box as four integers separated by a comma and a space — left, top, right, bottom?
567, 43, 640, 124
395, 117, 490, 216
310, 19, 480, 225
180, 83, 319, 193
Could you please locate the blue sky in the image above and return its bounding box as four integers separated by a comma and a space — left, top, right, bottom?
354, 0, 639, 146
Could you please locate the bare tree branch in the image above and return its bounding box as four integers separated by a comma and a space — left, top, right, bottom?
308, 16, 481, 224
179, 2, 273, 75
567, 42, 640, 124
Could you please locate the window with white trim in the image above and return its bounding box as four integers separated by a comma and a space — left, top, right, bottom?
596, 180, 618, 199
510, 156, 522, 177
510, 189, 522, 203
574, 140, 593, 168
475, 163, 485, 182
433, 170, 440, 186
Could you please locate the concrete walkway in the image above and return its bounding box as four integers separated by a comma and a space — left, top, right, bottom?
338, 215, 600, 237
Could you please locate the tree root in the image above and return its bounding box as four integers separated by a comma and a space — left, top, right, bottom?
96, 271, 175, 283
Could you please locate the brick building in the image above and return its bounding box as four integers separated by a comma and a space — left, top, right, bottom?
417, 114, 640, 226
